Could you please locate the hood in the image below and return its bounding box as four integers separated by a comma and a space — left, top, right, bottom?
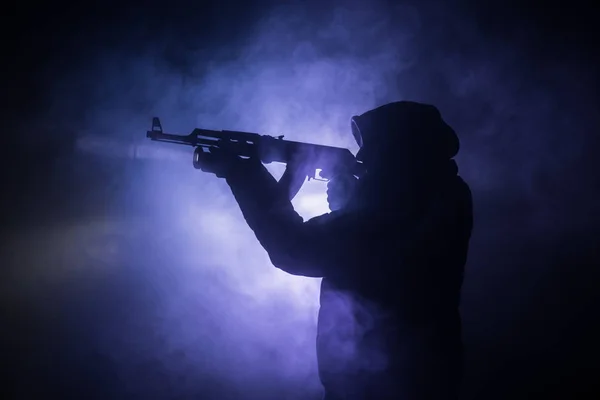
351, 101, 459, 161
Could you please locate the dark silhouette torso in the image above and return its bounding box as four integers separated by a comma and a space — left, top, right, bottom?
225, 161, 473, 400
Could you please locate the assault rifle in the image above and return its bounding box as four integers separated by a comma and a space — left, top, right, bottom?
146, 118, 364, 200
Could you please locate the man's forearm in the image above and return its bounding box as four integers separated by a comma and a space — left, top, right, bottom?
225, 162, 303, 247
224, 162, 331, 277
225, 161, 296, 222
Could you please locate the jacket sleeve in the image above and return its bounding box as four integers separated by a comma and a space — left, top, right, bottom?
224, 160, 366, 278
224, 161, 472, 280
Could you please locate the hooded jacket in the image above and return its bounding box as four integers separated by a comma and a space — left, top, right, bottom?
225, 102, 473, 399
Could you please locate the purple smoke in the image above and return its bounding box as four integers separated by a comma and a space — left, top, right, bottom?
4, 0, 598, 399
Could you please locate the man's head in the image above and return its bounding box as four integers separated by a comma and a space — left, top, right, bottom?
351, 101, 460, 209
327, 101, 460, 212
351, 101, 459, 172
351, 101, 460, 163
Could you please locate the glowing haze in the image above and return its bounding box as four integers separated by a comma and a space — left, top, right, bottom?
7, 0, 598, 399
27, 4, 419, 399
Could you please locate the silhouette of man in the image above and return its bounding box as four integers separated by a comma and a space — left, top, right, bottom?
195, 101, 473, 399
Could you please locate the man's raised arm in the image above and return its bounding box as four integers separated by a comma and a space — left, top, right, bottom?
224, 159, 361, 278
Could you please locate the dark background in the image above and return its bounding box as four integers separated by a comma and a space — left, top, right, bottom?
2, 0, 599, 399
